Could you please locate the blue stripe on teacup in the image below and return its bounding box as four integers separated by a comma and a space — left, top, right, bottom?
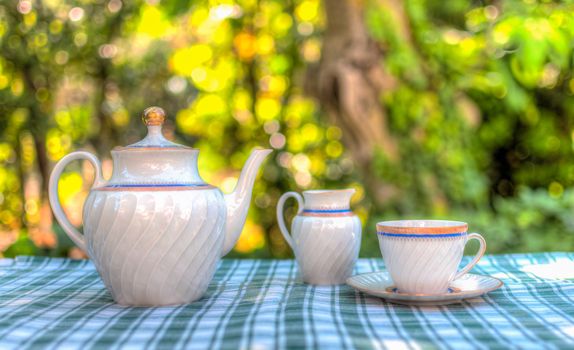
378, 232, 467, 238
303, 209, 352, 214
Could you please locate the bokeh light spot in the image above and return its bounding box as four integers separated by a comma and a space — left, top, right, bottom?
69, 7, 85, 22
295, 0, 319, 22
98, 44, 117, 59
264, 120, 280, 134
234, 32, 256, 61
255, 98, 280, 121
17, 1, 32, 15
107, 0, 123, 13
54, 50, 69, 65
549, 182, 563, 198
167, 76, 187, 94
270, 133, 286, 149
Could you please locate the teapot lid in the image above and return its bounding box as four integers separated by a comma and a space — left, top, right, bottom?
104, 106, 205, 188
116, 106, 191, 150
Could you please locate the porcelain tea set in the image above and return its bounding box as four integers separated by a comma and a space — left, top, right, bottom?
49, 106, 502, 307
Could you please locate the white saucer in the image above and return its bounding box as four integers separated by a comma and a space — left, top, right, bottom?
346, 271, 503, 306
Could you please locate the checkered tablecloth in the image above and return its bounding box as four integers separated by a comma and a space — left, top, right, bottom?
0, 253, 573, 349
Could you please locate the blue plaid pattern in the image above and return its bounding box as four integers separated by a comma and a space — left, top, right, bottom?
0, 253, 573, 349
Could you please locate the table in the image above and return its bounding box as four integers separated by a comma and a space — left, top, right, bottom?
0, 253, 573, 349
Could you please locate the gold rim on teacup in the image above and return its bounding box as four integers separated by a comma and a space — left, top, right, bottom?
376, 220, 468, 235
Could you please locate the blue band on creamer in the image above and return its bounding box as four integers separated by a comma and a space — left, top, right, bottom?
303, 209, 351, 214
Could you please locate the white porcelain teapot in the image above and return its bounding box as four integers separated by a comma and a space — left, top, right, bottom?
48, 107, 272, 306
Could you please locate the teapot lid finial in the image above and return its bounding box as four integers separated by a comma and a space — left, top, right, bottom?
142, 106, 166, 126
120, 106, 190, 150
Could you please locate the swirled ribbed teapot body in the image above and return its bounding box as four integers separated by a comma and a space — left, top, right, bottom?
49, 107, 271, 306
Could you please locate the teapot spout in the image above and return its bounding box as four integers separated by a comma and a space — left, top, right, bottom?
222, 149, 272, 256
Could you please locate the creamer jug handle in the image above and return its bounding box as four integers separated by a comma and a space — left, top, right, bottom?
48, 151, 104, 251
276, 192, 304, 254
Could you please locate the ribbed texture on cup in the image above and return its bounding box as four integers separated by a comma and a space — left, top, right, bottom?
378, 235, 466, 294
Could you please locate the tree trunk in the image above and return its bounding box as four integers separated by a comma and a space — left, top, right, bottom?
308, 0, 398, 206
91, 68, 119, 156
89, 7, 128, 156
22, 64, 50, 204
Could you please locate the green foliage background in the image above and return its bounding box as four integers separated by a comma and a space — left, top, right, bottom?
0, 0, 573, 258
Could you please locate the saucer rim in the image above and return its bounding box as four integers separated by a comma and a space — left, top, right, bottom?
346, 271, 504, 301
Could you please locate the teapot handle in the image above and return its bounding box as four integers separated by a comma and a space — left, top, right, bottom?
276, 192, 304, 254
48, 151, 104, 252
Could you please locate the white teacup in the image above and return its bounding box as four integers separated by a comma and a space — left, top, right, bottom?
377, 220, 486, 294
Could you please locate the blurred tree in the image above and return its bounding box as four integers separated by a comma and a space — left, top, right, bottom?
1, 0, 573, 258
307, 0, 398, 207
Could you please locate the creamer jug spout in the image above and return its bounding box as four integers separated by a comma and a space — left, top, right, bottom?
221, 149, 272, 256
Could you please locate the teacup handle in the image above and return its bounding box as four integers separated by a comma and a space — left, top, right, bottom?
276, 192, 304, 254
48, 151, 104, 252
454, 233, 487, 279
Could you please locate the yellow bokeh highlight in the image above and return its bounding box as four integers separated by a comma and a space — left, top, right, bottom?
326, 141, 343, 158
255, 97, 281, 121
177, 93, 230, 136
301, 123, 319, 143
189, 7, 209, 28
24, 12, 37, 28
176, 109, 197, 134
234, 32, 256, 61
191, 59, 236, 92
137, 5, 170, 38
292, 153, 311, 172
309, 153, 326, 174
20, 133, 35, 171
232, 89, 254, 124
0, 143, 13, 162
326, 126, 342, 140
549, 181, 564, 198
55, 110, 71, 128
295, 0, 319, 22
191, 67, 208, 83
271, 13, 293, 37
171, 45, 213, 76
57, 173, 83, 201
256, 34, 275, 55
302, 39, 321, 62
112, 108, 130, 127
493, 21, 513, 45
235, 220, 266, 253
264, 76, 288, 96
458, 37, 480, 56
524, 18, 551, 41
233, 89, 252, 112
46, 129, 71, 161
212, 21, 232, 46
49, 20, 63, 34
0, 75, 9, 90
221, 177, 238, 193
11, 78, 23, 96
195, 94, 227, 116
207, 120, 225, 138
